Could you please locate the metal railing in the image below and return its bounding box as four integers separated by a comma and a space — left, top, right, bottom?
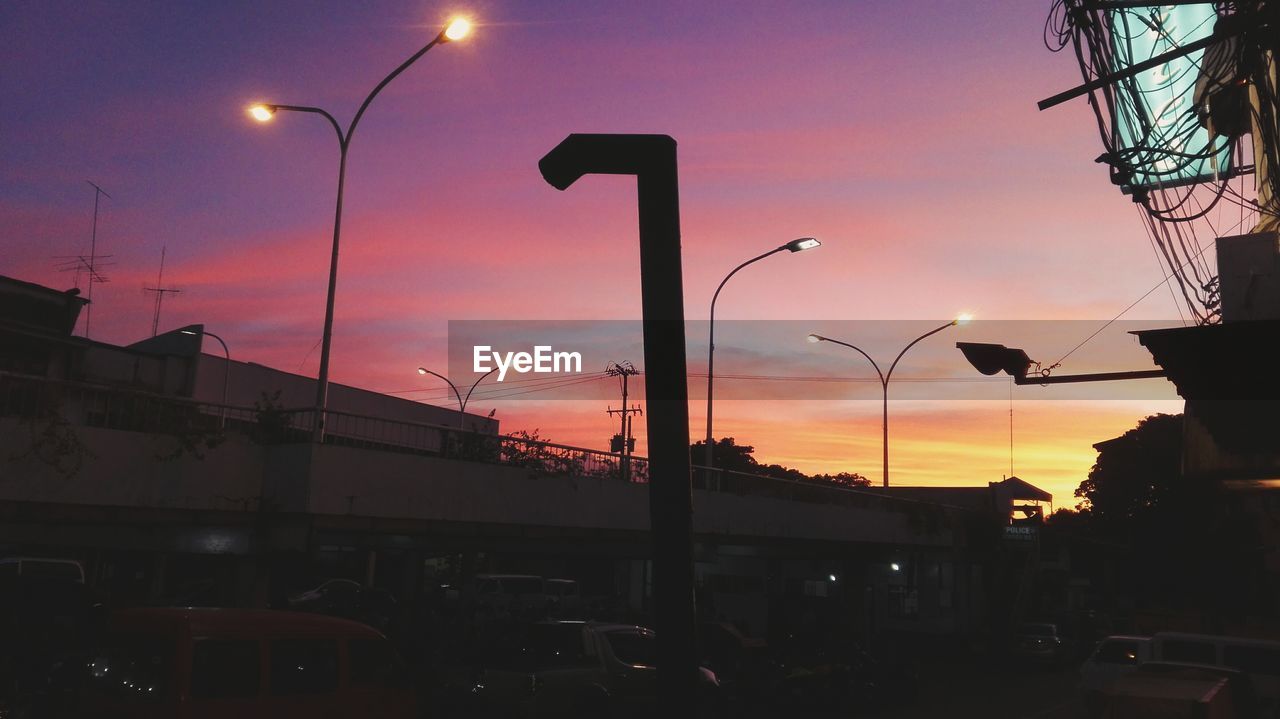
0, 371, 649, 483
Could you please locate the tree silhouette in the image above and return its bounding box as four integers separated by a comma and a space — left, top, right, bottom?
1075, 413, 1184, 530
689, 437, 869, 487
1059, 413, 1270, 620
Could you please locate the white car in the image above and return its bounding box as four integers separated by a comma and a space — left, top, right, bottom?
1079, 635, 1151, 710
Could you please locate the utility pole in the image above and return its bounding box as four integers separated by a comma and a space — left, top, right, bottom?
144, 246, 181, 336
606, 361, 642, 482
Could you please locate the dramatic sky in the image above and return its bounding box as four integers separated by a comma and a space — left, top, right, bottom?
1, 0, 1192, 504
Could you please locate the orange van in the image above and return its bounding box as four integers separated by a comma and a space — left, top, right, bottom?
79, 608, 416, 719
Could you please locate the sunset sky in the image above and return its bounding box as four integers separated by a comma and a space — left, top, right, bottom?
1, 0, 1199, 504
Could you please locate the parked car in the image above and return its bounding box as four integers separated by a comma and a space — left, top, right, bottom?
1151, 631, 1280, 715
767, 634, 918, 713
1102, 662, 1262, 719
0, 573, 104, 717
470, 620, 719, 718
544, 578, 584, 617
287, 579, 397, 632
474, 574, 554, 619
76, 608, 416, 719
1079, 635, 1152, 713
1011, 622, 1070, 665
698, 621, 771, 692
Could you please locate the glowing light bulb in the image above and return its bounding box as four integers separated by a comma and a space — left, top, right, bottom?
443, 17, 472, 41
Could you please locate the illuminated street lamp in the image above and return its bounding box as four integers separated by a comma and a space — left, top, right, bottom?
249, 15, 474, 443
808, 315, 970, 487
956, 341, 1165, 384
417, 366, 497, 429
703, 237, 821, 473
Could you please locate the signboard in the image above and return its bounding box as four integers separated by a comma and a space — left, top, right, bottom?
1003, 525, 1038, 542
1107, 4, 1232, 191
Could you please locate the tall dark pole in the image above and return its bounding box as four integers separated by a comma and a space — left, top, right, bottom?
811, 320, 958, 486
251, 19, 470, 443
540, 134, 698, 711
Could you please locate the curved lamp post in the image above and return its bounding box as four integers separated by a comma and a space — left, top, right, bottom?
181, 327, 231, 428
417, 366, 497, 429
703, 237, 820, 472
808, 314, 971, 487
249, 16, 473, 443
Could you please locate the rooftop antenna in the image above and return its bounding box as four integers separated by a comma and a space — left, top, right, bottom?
55, 181, 114, 339
143, 246, 181, 336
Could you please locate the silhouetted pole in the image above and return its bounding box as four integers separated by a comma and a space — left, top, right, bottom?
540, 134, 698, 711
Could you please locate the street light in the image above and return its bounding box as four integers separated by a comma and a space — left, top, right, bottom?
704, 237, 821, 472
416, 366, 497, 429
181, 327, 231, 428
956, 341, 1165, 384
249, 15, 474, 443
808, 315, 968, 487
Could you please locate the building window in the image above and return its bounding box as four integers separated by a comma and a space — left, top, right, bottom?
888, 586, 918, 619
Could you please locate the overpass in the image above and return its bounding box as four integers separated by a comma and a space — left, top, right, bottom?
0, 368, 997, 638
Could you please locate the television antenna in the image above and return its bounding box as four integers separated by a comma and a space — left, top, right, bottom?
143, 246, 181, 336
54, 181, 114, 338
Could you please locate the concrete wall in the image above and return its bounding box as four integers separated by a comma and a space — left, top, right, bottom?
192, 354, 496, 433
305, 444, 955, 547
0, 417, 265, 512
0, 421, 955, 548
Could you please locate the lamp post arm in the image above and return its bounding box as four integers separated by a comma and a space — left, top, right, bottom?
345, 36, 442, 148
271, 105, 347, 147
462, 367, 500, 414
201, 331, 231, 363
704, 245, 786, 469
709, 246, 786, 330
885, 320, 956, 384
418, 368, 464, 412
201, 331, 231, 428
814, 336, 885, 386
